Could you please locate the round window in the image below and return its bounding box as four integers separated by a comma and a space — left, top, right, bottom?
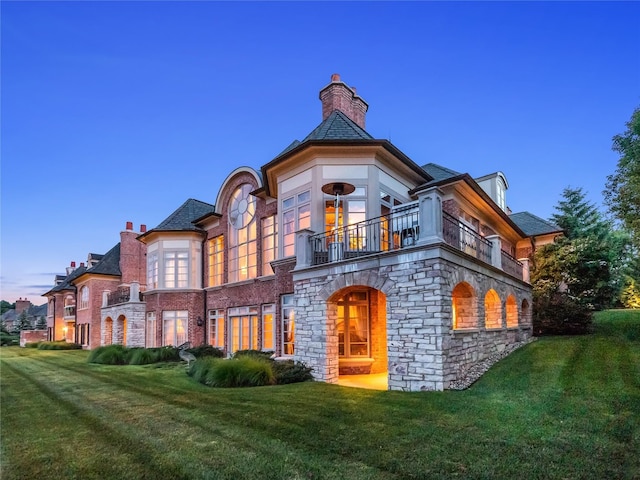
228, 183, 256, 229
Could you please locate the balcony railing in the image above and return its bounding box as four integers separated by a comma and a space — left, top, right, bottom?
501, 250, 524, 279
106, 287, 142, 306
309, 207, 419, 265
442, 212, 492, 264
306, 203, 526, 281
63, 305, 76, 318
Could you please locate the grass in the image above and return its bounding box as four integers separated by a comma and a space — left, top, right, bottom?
1, 310, 638, 479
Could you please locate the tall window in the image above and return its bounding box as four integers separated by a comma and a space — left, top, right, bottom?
208, 236, 224, 286
228, 184, 257, 283
337, 291, 370, 357
163, 310, 187, 346
208, 309, 225, 349
147, 251, 158, 289
281, 295, 295, 356
228, 306, 258, 353
79, 286, 89, 309
262, 304, 275, 351
262, 216, 277, 276
282, 191, 310, 257
164, 252, 189, 288
146, 312, 156, 348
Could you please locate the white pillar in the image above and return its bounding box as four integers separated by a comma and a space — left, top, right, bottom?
486, 235, 502, 269
518, 257, 530, 283
102, 291, 110, 308
294, 229, 315, 269
415, 186, 444, 246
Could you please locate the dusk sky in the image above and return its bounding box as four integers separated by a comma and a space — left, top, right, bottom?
1, 1, 639, 305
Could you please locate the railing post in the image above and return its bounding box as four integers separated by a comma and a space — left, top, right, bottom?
415, 186, 444, 246
294, 229, 315, 270
486, 235, 502, 269
518, 257, 530, 283
102, 290, 110, 308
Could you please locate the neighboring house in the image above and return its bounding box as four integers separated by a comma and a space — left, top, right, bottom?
43, 74, 557, 391
43, 223, 147, 348
1, 298, 47, 332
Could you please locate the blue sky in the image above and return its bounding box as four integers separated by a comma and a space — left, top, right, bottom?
1, 1, 639, 305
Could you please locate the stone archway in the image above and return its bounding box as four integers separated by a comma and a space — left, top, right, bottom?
103, 317, 113, 345
116, 315, 127, 345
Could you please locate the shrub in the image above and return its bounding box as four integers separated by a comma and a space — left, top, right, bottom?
533, 292, 593, 335
87, 345, 129, 364
272, 359, 314, 385
127, 348, 160, 365
232, 349, 273, 360
187, 345, 224, 358
24, 342, 41, 348
37, 341, 82, 350
188, 356, 221, 384
1, 332, 19, 346
192, 356, 275, 388
151, 346, 180, 362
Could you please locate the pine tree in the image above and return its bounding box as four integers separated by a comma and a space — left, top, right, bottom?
16, 310, 33, 331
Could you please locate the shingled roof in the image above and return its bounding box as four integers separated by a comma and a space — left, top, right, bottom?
421, 163, 462, 183
510, 212, 563, 236
302, 110, 374, 142
45, 264, 88, 294
151, 198, 216, 232
87, 243, 121, 276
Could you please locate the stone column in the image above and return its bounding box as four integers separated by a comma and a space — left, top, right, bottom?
415, 186, 444, 246
486, 235, 502, 269
102, 291, 110, 308
518, 257, 530, 283
294, 229, 315, 270
130, 282, 140, 302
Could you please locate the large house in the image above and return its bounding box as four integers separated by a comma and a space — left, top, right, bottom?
44, 74, 561, 391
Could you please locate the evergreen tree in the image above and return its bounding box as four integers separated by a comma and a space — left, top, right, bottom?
548, 187, 616, 309
36, 316, 47, 330
16, 310, 33, 331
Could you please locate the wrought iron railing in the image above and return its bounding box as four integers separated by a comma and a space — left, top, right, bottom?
442, 212, 492, 264
501, 250, 524, 279
106, 287, 142, 306
309, 206, 419, 265
63, 305, 76, 318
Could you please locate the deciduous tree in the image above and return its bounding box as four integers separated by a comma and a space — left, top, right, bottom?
605, 107, 640, 248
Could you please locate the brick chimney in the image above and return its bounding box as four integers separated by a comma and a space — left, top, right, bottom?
66, 261, 77, 275
120, 221, 147, 284
15, 298, 31, 314
319, 73, 369, 129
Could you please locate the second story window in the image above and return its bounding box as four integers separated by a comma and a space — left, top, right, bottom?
79, 286, 89, 309
164, 251, 189, 288
147, 251, 158, 289
262, 215, 277, 276
228, 184, 257, 283
208, 235, 224, 287
282, 191, 310, 257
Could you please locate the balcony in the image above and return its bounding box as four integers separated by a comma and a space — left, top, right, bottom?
304, 191, 526, 282
63, 305, 76, 319
104, 284, 143, 307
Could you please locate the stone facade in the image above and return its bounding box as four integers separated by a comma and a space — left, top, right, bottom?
293, 243, 532, 391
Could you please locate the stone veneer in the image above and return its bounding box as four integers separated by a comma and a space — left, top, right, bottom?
100, 283, 146, 347
293, 243, 532, 392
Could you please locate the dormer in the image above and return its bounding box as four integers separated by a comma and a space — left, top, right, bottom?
475, 172, 509, 212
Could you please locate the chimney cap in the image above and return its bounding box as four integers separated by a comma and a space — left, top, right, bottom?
331, 73, 341, 82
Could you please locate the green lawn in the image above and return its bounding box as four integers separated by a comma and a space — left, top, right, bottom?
1, 310, 639, 480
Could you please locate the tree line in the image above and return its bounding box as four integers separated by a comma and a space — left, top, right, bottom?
533, 106, 640, 334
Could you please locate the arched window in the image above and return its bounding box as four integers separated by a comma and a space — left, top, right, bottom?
484, 289, 502, 329
452, 282, 478, 329
228, 183, 257, 282
521, 299, 531, 326
506, 295, 518, 327
79, 286, 89, 309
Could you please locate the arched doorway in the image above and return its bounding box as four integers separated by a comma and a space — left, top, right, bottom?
116, 315, 127, 345
484, 289, 502, 329
104, 317, 113, 345
452, 282, 478, 329
329, 287, 387, 390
